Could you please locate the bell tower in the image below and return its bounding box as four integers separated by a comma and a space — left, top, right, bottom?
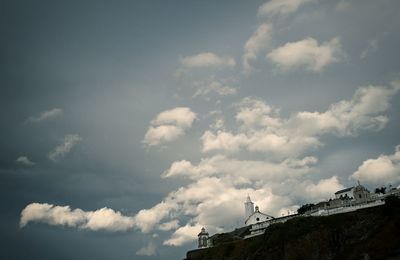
244, 195, 254, 220
198, 227, 209, 248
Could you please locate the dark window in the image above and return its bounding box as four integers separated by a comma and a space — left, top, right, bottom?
359, 194, 362, 198
256, 217, 260, 221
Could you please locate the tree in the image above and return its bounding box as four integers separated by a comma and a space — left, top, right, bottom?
375, 186, 387, 194
297, 203, 315, 215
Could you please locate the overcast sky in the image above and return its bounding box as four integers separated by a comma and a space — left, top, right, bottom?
1, 0, 400, 259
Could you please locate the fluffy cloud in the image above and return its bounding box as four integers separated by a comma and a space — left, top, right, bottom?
303, 176, 344, 201
202, 131, 321, 158
141, 157, 341, 246
350, 145, 400, 186
242, 23, 272, 74
15, 156, 35, 166
159, 219, 180, 231
291, 85, 396, 136
134, 201, 179, 233
163, 223, 203, 246
151, 107, 196, 128
144, 125, 184, 146
143, 107, 196, 146
180, 52, 235, 69
201, 85, 399, 157
26, 108, 63, 123
162, 155, 317, 182
20, 203, 135, 231
193, 80, 237, 98
136, 242, 157, 256
258, 0, 315, 16
126, 83, 399, 246
236, 97, 282, 130
83, 208, 135, 231
48, 134, 82, 162
267, 37, 342, 72
20, 157, 341, 247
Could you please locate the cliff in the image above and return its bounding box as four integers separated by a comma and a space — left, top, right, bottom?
186, 197, 400, 260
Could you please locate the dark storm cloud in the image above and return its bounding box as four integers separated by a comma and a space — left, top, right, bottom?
1, 0, 400, 259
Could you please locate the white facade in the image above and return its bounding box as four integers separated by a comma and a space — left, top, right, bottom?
245, 205, 274, 226
197, 227, 209, 248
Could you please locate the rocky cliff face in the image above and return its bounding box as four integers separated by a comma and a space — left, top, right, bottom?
186, 198, 400, 260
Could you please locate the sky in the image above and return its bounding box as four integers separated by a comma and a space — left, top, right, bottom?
1, 0, 400, 259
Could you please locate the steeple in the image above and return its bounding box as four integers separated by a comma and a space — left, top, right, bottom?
244, 195, 255, 220
246, 194, 252, 203
198, 227, 209, 248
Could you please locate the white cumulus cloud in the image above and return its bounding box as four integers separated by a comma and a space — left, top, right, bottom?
267, 37, 342, 72
201, 84, 399, 158
180, 52, 235, 69
242, 23, 272, 74
350, 145, 400, 186
48, 134, 82, 162
20, 203, 135, 232
134, 201, 179, 233
159, 219, 180, 231
143, 107, 196, 146
163, 223, 203, 246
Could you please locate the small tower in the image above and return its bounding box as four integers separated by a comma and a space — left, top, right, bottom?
198, 227, 209, 248
244, 195, 255, 220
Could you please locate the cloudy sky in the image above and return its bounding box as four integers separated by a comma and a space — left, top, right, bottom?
1, 0, 400, 259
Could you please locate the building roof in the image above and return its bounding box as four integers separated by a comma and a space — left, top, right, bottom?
244, 209, 275, 224
334, 187, 354, 195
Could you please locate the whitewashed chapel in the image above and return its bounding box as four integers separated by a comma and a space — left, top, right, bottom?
244, 195, 274, 225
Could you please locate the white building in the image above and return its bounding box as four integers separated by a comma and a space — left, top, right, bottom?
334, 181, 371, 202
244, 196, 274, 226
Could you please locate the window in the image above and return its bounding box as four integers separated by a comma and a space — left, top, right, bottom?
256, 217, 260, 221
359, 194, 362, 198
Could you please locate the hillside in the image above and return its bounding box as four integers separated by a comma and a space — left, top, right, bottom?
186, 197, 400, 260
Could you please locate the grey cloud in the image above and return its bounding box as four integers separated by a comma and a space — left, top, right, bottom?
15, 156, 35, 166
136, 242, 157, 256
258, 0, 316, 16
26, 108, 63, 123
48, 134, 82, 162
